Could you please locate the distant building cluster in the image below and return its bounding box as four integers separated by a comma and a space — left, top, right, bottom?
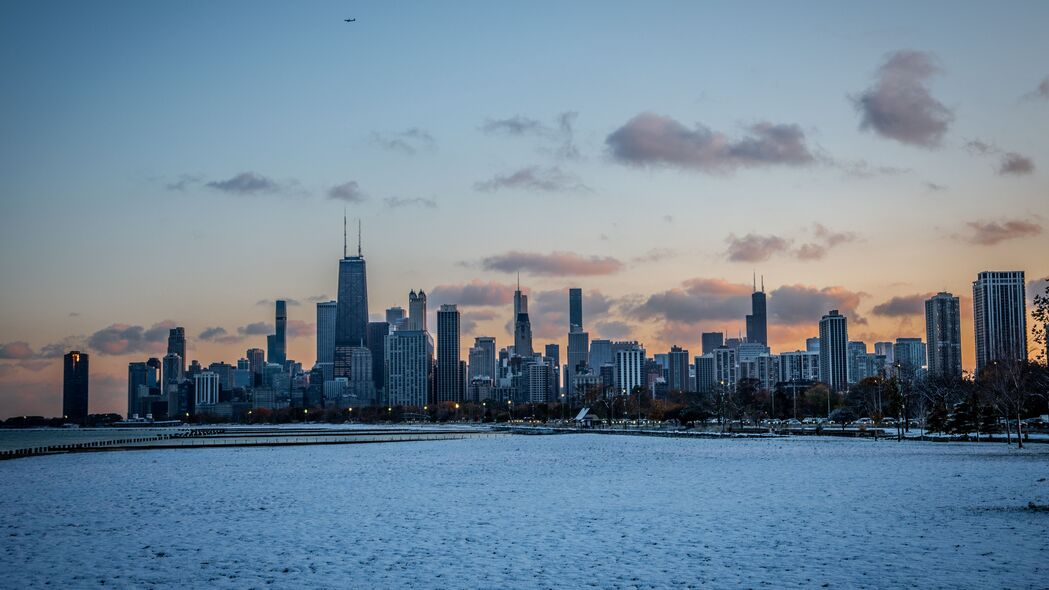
60, 224, 1028, 424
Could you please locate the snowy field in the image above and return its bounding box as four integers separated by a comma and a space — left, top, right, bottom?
2, 436, 1047, 589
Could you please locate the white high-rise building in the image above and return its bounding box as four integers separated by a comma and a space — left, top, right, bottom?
713, 347, 737, 391
779, 351, 819, 382
973, 271, 1027, 375
194, 371, 219, 408
614, 345, 644, 394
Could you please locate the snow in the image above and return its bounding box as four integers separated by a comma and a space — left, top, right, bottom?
2, 435, 1048, 589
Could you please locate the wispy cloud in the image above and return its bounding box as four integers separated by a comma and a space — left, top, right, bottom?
480, 251, 622, 277
474, 166, 589, 193
429, 281, 516, 307
606, 113, 815, 172
371, 127, 436, 155
328, 181, 368, 203
86, 321, 175, 355
961, 220, 1042, 245
206, 172, 286, 195
724, 234, 791, 263
384, 196, 437, 209
871, 293, 934, 317
852, 50, 953, 148
481, 111, 580, 160
964, 139, 1035, 176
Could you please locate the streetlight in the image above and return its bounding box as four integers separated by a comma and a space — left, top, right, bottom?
560, 393, 566, 422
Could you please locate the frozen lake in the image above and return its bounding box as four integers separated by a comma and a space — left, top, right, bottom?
2, 435, 1047, 589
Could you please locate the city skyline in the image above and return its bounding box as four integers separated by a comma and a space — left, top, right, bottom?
2, 1, 1049, 416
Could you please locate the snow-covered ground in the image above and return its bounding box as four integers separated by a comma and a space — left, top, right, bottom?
2, 436, 1047, 589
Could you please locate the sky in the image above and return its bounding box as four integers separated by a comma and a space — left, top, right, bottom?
1, 0, 1047, 418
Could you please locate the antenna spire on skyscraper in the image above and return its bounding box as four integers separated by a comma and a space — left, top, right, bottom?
761, 275, 765, 293
358, 218, 362, 257
343, 207, 347, 258
753, 271, 756, 293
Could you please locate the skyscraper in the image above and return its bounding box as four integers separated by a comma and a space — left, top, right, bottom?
268, 300, 287, 367
63, 351, 89, 421
167, 327, 186, 377
366, 321, 389, 400
513, 282, 533, 358
335, 218, 370, 373
246, 348, 265, 385
385, 329, 433, 407
590, 339, 613, 369
614, 344, 644, 394
667, 346, 690, 392
128, 361, 148, 418
925, 292, 962, 379
316, 300, 337, 367
745, 276, 768, 346
973, 271, 1027, 375
567, 329, 589, 375
468, 336, 497, 381
436, 304, 463, 403
847, 341, 868, 385
701, 332, 724, 355
818, 310, 849, 393
407, 290, 427, 331
894, 338, 927, 382
385, 306, 406, 330
569, 287, 583, 330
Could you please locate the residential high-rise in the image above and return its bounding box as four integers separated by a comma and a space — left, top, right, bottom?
468, 336, 497, 381
569, 287, 583, 330
847, 341, 868, 385
407, 290, 427, 331
436, 304, 463, 403
893, 338, 927, 382
316, 300, 337, 367
128, 361, 148, 418
167, 327, 186, 377
268, 300, 287, 367
701, 332, 724, 355
973, 271, 1027, 375
806, 337, 821, 353
246, 348, 265, 382
667, 346, 690, 392
63, 351, 89, 421
194, 371, 219, 409
745, 276, 768, 346
614, 344, 644, 394
385, 330, 433, 407
366, 321, 389, 399
567, 329, 589, 375
335, 218, 370, 374
818, 310, 849, 392
589, 339, 613, 369
874, 341, 894, 364
779, 350, 820, 383
925, 292, 962, 378
712, 347, 738, 391
695, 354, 715, 393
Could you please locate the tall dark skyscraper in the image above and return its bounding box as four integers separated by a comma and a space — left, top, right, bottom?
336, 219, 369, 348
569, 287, 583, 330
268, 300, 287, 367
436, 304, 463, 403
745, 276, 767, 346
513, 278, 533, 358
701, 332, 724, 355
818, 310, 849, 393
63, 351, 89, 421
972, 271, 1027, 375
335, 218, 370, 379
925, 292, 962, 379
167, 327, 186, 376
